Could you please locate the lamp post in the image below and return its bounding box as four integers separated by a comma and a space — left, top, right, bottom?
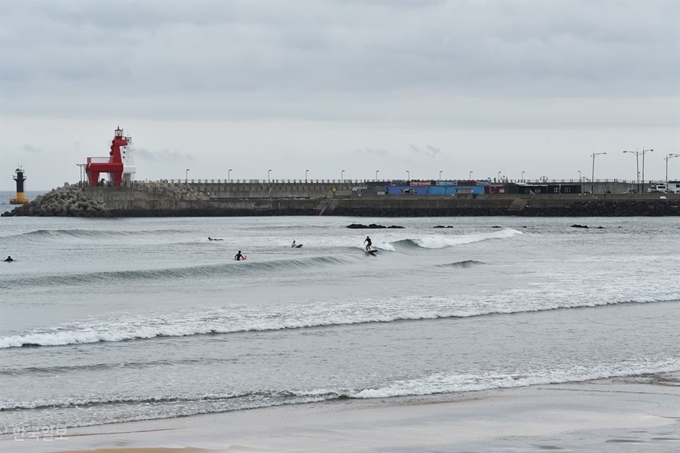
341, 169, 345, 181
578, 170, 581, 183
439, 170, 443, 180
623, 150, 640, 192
305, 169, 309, 182
268, 169, 272, 182
469, 171, 473, 180
665, 154, 680, 184
521, 170, 525, 182
497, 171, 501, 182
590, 152, 606, 194
375, 170, 379, 181
406, 170, 410, 181
228, 169, 232, 183
640, 148, 653, 191
185, 169, 190, 183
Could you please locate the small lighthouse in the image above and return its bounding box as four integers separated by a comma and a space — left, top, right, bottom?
10, 167, 29, 204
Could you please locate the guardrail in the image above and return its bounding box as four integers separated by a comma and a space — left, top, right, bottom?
114, 178, 668, 185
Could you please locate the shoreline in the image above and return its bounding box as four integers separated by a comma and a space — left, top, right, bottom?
3, 372, 678, 452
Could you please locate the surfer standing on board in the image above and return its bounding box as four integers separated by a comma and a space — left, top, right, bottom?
364, 236, 372, 251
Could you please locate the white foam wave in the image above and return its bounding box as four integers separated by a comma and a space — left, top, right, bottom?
1, 283, 677, 348
352, 359, 680, 399
414, 228, 522, 249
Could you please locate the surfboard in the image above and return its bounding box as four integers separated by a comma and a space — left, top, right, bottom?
365, 249, 377, 255
295, 244, 303, 248
234, 255, 248, 261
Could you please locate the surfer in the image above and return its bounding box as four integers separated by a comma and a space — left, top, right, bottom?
364, 236, 372, 251
4, 256, 13, 262
234, 251, 245, 261
291, 240, 296, 248
209, 237, 223, 241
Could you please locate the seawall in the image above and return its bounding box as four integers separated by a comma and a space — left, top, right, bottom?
3, 182, 679, 217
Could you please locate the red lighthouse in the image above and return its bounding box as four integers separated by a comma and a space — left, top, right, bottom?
85, 127, 128, 187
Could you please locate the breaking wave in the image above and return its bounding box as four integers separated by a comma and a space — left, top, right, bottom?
2, 360, 677, 433
0, 256, 348, 289
1, 293, 677, 349
436, 260, 484, 268
391, 228, 522, 250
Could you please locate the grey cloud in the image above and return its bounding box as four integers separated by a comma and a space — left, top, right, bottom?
358, 147, 391, 157
23, 144, 42, 153
409, 145, 440, 159
1, 0, 677, 104
425, 145, 441, 159
134, 148, 194, 162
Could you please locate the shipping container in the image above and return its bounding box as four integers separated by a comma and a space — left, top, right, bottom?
427, 185, 456, 195
386, 185, 427, 195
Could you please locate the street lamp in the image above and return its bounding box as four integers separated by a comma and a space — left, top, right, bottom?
406, 170, 410, 181
623, 150, 640, 191
341, 169, 345, 181
497, 171, 501, 181
590, 152, 606, 194
578, 170, 581, 182
268, 169, 272, 182
185, 168, 190, 183
305, 169, 309, 182
665, 154, 680, 184
228, 168, 232, 183
439, 170, 443, 180
469, 171, 473, 180
375, 170, 379, 181
641, 148, 653, 190
521, 170, 525, 181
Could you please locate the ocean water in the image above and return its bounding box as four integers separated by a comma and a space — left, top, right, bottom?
1, 205, 679, 433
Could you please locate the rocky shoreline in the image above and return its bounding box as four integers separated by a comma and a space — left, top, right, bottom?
2, 184, 110, 217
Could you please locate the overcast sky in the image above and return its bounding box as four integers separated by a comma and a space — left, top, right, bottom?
1, 0, 679, 190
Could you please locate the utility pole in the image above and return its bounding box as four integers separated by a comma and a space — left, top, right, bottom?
623, 150, 640, 193
641, 148, 653, 192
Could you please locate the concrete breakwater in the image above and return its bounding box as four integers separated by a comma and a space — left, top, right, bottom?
2, 182, 679, 217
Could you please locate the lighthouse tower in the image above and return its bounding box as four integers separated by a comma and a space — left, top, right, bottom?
85, 127, 129, 187
10, 167, 29, 204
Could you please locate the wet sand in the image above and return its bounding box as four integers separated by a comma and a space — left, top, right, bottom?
3, 373, 679, 453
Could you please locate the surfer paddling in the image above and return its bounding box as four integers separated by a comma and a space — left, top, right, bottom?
4, 256, 14, 262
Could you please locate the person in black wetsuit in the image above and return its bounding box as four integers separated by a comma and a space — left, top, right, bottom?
364, 236, 372, 251
4, 256, 13, 262
291, 240, 297, 248
234, 251, 244, 261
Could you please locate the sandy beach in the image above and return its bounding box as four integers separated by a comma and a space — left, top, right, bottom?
2, 373, 678, 453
